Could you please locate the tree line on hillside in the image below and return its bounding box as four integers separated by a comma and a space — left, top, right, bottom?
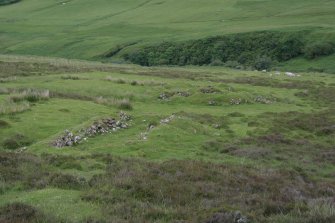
123, 31, 335, 70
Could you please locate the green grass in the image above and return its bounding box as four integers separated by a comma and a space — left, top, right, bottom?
1, 2, 334, 221
0, 55, 334, 222
0, 188, 102, 222
0, 0, 334, 62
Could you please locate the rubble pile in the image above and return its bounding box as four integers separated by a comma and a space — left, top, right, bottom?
176, 91, 190, 97
200, 86, 221, 94
53, 112, 131, 148
230, 98, 243, 105
140, 114, 177, 140
158, 91, 190, 100
160, 114, 176, 124
158, 93, 172, 100
254, 96, 276, 104
208, 100, 217, 106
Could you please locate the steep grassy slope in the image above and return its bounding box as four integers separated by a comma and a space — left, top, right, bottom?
0, 0, 20, 6
0, 55, 334, 222
0, 0, 334, 61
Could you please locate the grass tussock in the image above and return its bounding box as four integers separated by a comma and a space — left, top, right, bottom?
95, 96, 132, 110
82, 156, 335, 222
0, 152, 86, 190
0, 89, 50, 115
0, 101, 30, 115
0, 119, 10, 128
0, 202, 57, 223
61, 75, 81, 80
0, 152, 334, 222
104, 76, 165, 87
270, 110, 335, 135
0, 76, 17, 83
104, 76, 126, 84
0, 87, 9, 94
48, 173, 87, 190
9, 89, 49, 103
2, 133, 33, 150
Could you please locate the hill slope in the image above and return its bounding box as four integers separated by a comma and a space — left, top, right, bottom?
0, 0, 334, 61
0, 55, 334, 222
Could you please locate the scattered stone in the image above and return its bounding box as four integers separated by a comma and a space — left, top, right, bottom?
254, 96, 275, 104
200, 86, 221, 94
53, 112, 131, 148
230, 98, 243, 105
285, 72, 296, 77
148, 124, 155, 131
206, 210, 248, 223
119, 111, 131, 121
140, 132, 148, 140
208, 100, 217, 106
159, 91, 190, 100
158, 93, 171, 100
15, 147, 27, 154
275, 71, 281, 75
212, 124, 221, 129
176, 91, 190, 97
228, 87, 234, 92
139, 114, 177, 141
160, 114, 175, 124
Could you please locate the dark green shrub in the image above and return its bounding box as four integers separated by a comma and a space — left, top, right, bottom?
0, 119, 10, 128
224, 60, 241, 69
210, 59, 224, 66
61, 75, 80, 80
2, 134, 32, 150
49, 173, 87, 189
42, 154, 83, 170
130, 80, 138, 86
304, 42, 335, 59
9, 89, 49, 103
115, 79, 126, 84
118, 99, 133, 110
0, 203, 39, 223
276, 36, 304, 61
125, 31, 306, 68
228, 112, 245, 117
254, 56, 272, 70
0, 202, 57, 223
202, 139, 224, 152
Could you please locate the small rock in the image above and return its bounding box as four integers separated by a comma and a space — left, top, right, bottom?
230, 98, 242, 105
200, 86, 221, 94
285, 72, 296, 77
205, 210, 248, 223
53, 115, 131, 148
208, 100, 217, 106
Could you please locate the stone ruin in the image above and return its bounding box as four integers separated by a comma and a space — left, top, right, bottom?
53, 112, 131, 148
140, 114, 177, 140
200, 86, 221, 94
254, 96, 276, 104
158, 91, 190, 100
208, 100, 217, 106
230, 98, 243, 105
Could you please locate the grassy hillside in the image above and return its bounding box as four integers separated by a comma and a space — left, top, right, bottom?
0, 0, 20, 6
0, 1, 335, 222
0, 0, 334, 62
0, 55, 334, 222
